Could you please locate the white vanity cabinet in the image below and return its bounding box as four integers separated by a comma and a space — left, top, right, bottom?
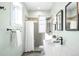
43, 39, 64, 56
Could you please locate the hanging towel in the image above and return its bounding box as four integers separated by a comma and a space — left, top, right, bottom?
16, 30, 22, 47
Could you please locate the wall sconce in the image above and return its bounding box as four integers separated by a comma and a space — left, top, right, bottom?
0, 6, 6, 10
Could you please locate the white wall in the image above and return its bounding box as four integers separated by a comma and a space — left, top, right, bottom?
49, 2, 79, 56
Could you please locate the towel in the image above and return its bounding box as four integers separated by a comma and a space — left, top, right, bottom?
16, 30, 22, 47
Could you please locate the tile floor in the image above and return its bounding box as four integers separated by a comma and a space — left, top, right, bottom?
22, 51, 44, 56
22, 47, 44, 56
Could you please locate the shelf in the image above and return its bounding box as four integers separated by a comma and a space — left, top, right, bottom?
67, 15, 77, 20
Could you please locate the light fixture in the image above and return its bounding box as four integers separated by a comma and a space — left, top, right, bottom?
37, 7, 40, 10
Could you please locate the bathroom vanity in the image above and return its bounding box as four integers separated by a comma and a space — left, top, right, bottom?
43, 34, 65, 56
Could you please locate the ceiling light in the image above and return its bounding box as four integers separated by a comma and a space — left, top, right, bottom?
38, 7, 40, 9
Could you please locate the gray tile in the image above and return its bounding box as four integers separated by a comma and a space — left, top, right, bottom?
22, 51, 44, 56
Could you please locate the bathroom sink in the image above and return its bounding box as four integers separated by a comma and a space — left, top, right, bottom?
44, 34, 63, 47
44, 35, 63, 56
44, 39, 61, 47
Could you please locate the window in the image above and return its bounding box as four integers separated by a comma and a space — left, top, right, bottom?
12, 2, 23, 26
39, 16, 46, 33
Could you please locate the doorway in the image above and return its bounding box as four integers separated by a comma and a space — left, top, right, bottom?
34, 22, 43, 52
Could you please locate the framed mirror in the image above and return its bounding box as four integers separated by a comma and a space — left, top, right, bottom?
56, 10, 63, 31
65, 2, 79, 31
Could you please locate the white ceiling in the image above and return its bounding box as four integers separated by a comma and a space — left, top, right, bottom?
24, 2, 53, 11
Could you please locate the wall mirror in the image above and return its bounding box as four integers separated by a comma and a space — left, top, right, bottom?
65, 2, 79, 31
56, 10, 63, 31
46, 17, 53, 35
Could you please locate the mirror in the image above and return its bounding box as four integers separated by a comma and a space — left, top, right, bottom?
56, 10, 63, 31
65, 2, 79, 31
46, 17, 53, 35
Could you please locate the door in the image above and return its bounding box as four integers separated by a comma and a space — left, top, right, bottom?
0, 2, 23, 56
0, 2, 11, 55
